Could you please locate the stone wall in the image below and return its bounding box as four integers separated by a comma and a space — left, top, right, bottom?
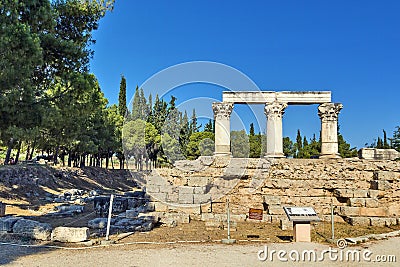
145, 157, 400, 227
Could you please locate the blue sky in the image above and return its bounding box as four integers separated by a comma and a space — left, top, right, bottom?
91, 1, 400, 149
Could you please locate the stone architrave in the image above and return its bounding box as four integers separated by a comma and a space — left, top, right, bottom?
318, 103, 343, 158
212, 102, 234, 156
264, 101, 287, 158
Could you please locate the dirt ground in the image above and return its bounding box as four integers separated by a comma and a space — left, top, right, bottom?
1, 237, 399, 266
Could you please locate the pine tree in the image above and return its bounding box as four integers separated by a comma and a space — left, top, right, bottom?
118, 75, 127, 118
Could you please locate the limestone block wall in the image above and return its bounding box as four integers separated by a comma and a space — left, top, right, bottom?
144, 158, 400, 226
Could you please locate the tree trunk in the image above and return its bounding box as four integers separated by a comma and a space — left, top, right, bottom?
105, 149, 110, 169
4, 138, 14, 165
54, 145, 59, 165
68, 152, 72, 167
15, 140, 22, 164
29, 138, 36, 160
25, 143, 30, 161
80, 154, 85, 168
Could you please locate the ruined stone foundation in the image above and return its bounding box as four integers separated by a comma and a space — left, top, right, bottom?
144, 157, 400, 227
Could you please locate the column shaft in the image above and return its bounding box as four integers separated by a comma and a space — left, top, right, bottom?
264, 101, 287, 158
212, 102, 234, 156
318, 103, 343, 158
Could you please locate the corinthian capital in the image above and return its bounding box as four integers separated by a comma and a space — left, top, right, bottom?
264, 101, 288, 119
212, 102, 234, 119
318, 103, 343, 122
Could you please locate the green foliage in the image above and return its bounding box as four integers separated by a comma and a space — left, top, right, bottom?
390, 126, 400, 152
283, 137, 295, 157
161, 133, 182, 164
338, 133, 358, 158
249, 133, 263, 158
185, 132, 214, 160
0, 0, 114, 165
204, 119, 214, 133
231, 130, 249, 158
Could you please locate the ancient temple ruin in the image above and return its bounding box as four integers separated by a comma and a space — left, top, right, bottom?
212, 91, 343, 158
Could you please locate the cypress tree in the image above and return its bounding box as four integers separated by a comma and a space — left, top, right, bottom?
118, 75, 127, 117
250, 123, 255, 136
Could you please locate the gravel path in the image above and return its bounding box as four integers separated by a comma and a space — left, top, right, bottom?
1, 238, 399, 267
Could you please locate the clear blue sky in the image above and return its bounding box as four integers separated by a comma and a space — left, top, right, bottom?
91, 0, 400, 149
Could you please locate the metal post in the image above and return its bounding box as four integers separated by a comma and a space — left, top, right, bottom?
331, 198, 335, 241
227, 198, 231, 240
221, 198, 236, 244
105, 194, 114, 241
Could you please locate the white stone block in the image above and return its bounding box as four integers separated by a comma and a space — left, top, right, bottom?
51, 227, 89, 243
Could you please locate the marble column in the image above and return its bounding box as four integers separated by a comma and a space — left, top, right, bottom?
212, 102, 234, 156
264, 101, 287, 158
318, 103, 343, 158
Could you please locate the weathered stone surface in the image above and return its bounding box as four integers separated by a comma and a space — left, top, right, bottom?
56, 204, 84, 213
94, 196, 128, 215
149, 158, 400, 226
153, 202, 169, 212
370, 217, 386, 227
159, 213, 190, 224
179, 186, 194, 195
365, 198, 379, 208
334, 189, 353, 198
0, 202, 5, 216
263, 195, 281, 205
346, 217, 370, 226
178, 193, 194, 204
0, 217, 22, 232
150, 192, 167, 202
370, 180, 392, 190
267, 205, 284, 215
360, 207, 389, 217
338, 207, 389, 217
347, 198, 366, 207
374, 171, 400, 181
280, 218, 293, 230
125, 209, 138, 218
353, 190, 369, 198
13, 219, 52, 241
367, 190, 384, 198
187, 177, 210, 187
385, 218, 397, 226
166, 193, 179, 203
88, 218, 114, 229
51, 227, 89, 243
359, 148, 400, 160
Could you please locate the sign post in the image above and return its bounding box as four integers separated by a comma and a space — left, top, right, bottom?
283, 206, 320, 242
221, 198, 236, 244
